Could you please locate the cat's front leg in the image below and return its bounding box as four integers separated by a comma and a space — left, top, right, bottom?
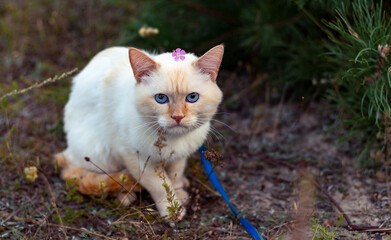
125, 159, 186, 220
166, 158, 190, 205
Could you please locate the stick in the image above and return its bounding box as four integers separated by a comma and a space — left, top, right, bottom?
253, 152, 391, 233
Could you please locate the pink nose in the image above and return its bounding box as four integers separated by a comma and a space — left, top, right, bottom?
171, 115, 184, 124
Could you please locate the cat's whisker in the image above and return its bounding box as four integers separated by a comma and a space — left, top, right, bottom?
138, 130, 157, 149
132, 120, 158, 132
197, 115, 235, 133
120, 115, 159, 122
132, 123, 155, 134
135, 120, 158, 136
190, 119, 225, 143
197, 119, 225, 142
144, 123, 161, 142
210, 119, 236, 133
212, 111, 232, 116
138, 122, 160, 147
208, 126, 226, 143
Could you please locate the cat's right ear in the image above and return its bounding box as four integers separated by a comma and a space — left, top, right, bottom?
129, 48, 158, 83
194, 44, 224, 82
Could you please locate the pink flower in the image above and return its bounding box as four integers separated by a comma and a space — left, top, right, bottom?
172, 48, 186, 61
378, 44, 390, 61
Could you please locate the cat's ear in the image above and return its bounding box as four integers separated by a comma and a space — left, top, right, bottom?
194, 44, 224, 82
129, 47, 158, 83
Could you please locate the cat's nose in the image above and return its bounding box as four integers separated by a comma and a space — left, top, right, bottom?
171, 115, 184, 124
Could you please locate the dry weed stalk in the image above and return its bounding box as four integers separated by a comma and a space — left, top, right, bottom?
291, 170, 315, 240
0, 68, 78, 101
154, 129, 183, 222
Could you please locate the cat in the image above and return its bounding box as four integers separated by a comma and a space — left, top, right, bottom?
55, 44, 224, 220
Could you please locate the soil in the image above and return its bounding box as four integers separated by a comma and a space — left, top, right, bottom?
1, 86, 390, 239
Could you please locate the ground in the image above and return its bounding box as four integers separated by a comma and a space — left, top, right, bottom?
0, 1, 390, 239
1, 75, 390, 239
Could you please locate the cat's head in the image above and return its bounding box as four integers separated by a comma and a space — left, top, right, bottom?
129, 45, 224, 136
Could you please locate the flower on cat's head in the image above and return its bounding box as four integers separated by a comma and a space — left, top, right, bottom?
172, 48, 186, 61
24, 166, 38, 182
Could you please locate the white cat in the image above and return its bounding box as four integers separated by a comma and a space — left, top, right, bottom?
55, 45, 224, 220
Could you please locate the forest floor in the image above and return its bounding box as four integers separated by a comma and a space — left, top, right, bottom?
1, 69, 390, 239
1, 1, 390, 239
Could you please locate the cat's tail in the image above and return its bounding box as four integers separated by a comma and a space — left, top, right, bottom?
54, 151, 142, 206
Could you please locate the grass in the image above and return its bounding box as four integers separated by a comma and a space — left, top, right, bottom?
310, 215, 343, 240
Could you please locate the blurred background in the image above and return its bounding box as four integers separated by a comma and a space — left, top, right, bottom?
1, 0, 391, 239
1, 0, 391, 165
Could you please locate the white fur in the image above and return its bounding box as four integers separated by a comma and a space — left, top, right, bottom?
62, 46, 223, 219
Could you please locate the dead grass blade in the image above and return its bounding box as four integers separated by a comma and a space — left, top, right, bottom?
0, 68, 78, 101
38, 166, 69, 240
0, 213, 116, 240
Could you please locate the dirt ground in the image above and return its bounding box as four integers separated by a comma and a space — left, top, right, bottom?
1, 75, 390, 239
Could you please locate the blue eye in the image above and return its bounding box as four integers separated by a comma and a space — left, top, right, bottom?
155, 94, 169, 104
186, 92, 199, 103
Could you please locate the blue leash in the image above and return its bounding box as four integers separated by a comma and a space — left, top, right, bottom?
198, 144, 265, 240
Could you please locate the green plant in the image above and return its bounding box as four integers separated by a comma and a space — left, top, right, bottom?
153, 130, 183, 222
117, 0, 351, 98
325, 0, 391, 166
53, 207, 85, 224
310, 215, 343, 240
65, 178, 84, 203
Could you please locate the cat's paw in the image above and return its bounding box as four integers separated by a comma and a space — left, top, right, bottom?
180, 177, 190, 189
175, 189, 189, 206
157, 200, 186, 222
173, 176, 190, 189
166, 206, 187, 226
117, 191, 137, 206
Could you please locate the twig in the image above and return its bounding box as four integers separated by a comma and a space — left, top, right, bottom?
226, 74, 266, 105
140, 211, 157, 237
1, 207, 22, 225
110, 212, 140, 227
0, 68, 78, 101
293, 0, 331, 37
190, 176, 220, 197
38, 166, 69, 240
267, 220, 291, 240
84, 156, 142, 198
253, 152, 391, 234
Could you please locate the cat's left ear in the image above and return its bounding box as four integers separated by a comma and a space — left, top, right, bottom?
129, 47, 158, 83
194, 44, 224, 82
